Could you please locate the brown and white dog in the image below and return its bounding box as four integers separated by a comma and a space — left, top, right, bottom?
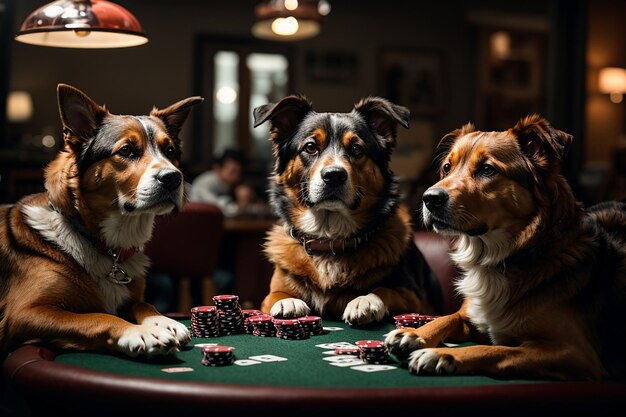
385, 115, 626, 380
0, 84, 203, 358
253, 96, 434, 325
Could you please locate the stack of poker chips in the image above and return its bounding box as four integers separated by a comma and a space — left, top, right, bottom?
248, 314, 276, 337
190, 306, 219, 338
242, 310, 264, 334
272, 318, 308, 340
296, 315, 324, 336
393, 313, 439, 329
201, 345, 235, 366
356, 340, 390, 364
213, 294, 245, 335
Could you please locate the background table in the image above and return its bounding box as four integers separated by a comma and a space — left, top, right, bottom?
3, 319, 626, 417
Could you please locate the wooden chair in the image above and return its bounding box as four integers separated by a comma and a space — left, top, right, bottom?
144, 202, 224, 313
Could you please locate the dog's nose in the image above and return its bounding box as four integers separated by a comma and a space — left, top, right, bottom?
423, 187, 449, 212
321, 166, 348, 187
157, 169, 182, 192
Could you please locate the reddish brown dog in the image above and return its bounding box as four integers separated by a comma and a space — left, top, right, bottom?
385, 115, 626, 380
0, 84, 203, 358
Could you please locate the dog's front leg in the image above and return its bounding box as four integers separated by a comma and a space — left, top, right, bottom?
385, 301, 477, 360
403, 342, 604, 380
13, 306, 183, 357
124, 301, 191, 348
338, 287, 428, 326
261, 268, 311, 317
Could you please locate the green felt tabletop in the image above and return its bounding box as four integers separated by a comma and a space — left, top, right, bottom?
55, 320, 541, 388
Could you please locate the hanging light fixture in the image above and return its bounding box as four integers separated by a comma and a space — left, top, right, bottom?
15, 0, 147, 49
252, 0, 331, 42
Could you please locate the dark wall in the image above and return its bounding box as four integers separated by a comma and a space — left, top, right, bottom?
5, 0, 528, 162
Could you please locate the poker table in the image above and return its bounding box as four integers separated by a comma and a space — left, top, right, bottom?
3, 318, 626, 417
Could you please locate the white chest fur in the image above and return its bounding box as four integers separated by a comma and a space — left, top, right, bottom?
22, 205, 151, 314
452, 232, 523, 344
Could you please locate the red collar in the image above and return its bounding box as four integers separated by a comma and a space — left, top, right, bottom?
94, 241, 138, 262
289, 227, 371, 255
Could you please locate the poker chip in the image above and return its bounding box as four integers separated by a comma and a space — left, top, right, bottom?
393, 313, 439, 329
248, 314, 276, 337
355, 339, 390, 364
190, 306, 219, 338
213, 294, 245, 334
273, 318, 308, 340
297, 315, 324, 336
201, 345, 235, 367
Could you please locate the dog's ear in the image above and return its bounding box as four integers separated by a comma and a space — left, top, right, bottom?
151, 96, 204, 142
511, 115, 573, 168
57, 84, 107, 151
353, 97, 410, 150
252, 95, 313, 141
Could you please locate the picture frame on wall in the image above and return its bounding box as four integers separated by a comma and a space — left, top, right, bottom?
378, 48, 443, 117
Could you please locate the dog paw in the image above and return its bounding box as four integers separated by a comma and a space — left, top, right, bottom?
384, 328, 427, 360
117, 324, 182, 358
270, 298, 311, 318
342, 293, 386, 325
407, 349, 457, 375
143, 315, 191, 346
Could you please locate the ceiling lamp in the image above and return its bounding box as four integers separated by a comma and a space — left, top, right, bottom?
15, 0, 147, 49
252, 0, 331, 42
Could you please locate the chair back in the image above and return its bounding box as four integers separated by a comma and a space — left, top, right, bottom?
413, 231, 462, 315
145, 202, 224, 278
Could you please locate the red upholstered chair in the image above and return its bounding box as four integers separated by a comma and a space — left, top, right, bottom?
413, 230, 462, 315
144, 202, 224, 313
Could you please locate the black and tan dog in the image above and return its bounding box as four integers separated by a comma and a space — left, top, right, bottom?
253, 96, 434, 325
0, 84, 203, 358
385, 115, 626, 380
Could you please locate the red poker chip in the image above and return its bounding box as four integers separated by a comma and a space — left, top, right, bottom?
191, 306, 218, 313
297, 316, 322, 323
212, 294, 239, 301
272, 319, 301, 326
249, 315, 273, 323
355, 340, 384, 347
202, 345, 235, 354
393, 313, 421, 320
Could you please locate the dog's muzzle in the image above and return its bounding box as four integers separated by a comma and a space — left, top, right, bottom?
422, 187, 449, 214
156, 169, 182, 192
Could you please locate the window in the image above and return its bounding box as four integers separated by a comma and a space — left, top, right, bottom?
193, 38, 293, 182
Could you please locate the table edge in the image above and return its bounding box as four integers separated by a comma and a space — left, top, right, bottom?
4, 344, 626, 412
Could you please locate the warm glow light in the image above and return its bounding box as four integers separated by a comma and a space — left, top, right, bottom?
490, 31, 511, 59
271, 16, 299, 36
216, 86, 238, 104
599, 67, 626, 104
6, 91, 34, 123
42, 135, 56, 148
284, 0, 298, 11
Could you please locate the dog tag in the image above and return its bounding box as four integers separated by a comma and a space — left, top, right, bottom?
108, 264, 132, 284
106, 249, 132, 284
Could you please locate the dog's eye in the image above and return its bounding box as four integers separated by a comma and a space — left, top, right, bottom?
165, 146, 177, 159
118, 145, 135, 158
442, 162, 451, 173
303, 142, 318, 155
480, 163, 497, 177
350, 143, 364, 158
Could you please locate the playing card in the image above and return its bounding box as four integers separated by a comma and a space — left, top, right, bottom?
234, 359, 262, 366
248, 354, 288, 362
350, 364, 398, 373
315, 342, 358, 349
160, 367, 194, 373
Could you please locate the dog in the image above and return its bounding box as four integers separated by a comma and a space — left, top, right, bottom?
253, 95, 435, 325
0, 84, 203, 358
385, 115, 626, 380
